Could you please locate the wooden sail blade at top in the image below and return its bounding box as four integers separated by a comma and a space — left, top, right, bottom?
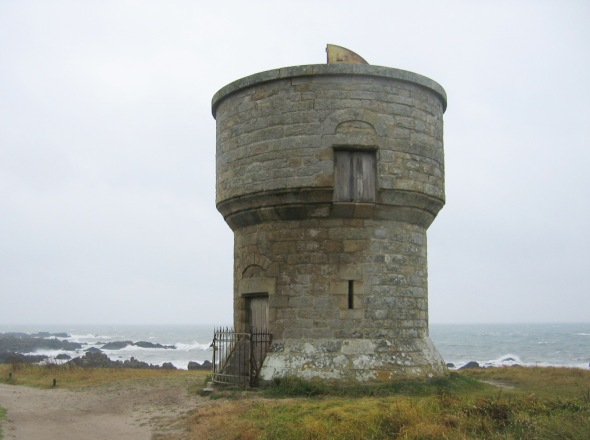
326, 44, 368, 64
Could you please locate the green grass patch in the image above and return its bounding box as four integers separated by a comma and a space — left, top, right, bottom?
262, 372, 486, 398
190, 367, 590, 439
0, 406, 6, 440
0, 363, 209, 390
460, 366, 590, 399
239, 392, 590, 440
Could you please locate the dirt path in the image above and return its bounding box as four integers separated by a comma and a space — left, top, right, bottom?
0, 381, 202, 440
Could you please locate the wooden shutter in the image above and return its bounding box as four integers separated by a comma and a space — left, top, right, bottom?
334, 151, 352, 201
352, 151, 375, 202
334, 150, 375, 202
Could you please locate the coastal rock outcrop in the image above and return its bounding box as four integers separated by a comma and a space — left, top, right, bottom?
0, 352, 48, 364
0, 332, 81, 364
101, 341, 133, 350
1, 331, 193, 370
187, 360, 212, 371
67, 352, 177, 370
458, 361, 481, 370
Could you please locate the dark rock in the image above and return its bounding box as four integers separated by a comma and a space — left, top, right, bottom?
85, 347, 103, 353
134, 341, 176, 349
101, 340, 133, 350
67, 353, 172, 370
56, 353, 71, 360
122, 357, 152, 369
0, 352, 49, 364
69, 352, 116, 368
458, 361, 480, 370
161, 362, 177, 370
0, 333, 82, 354
445, 362, 455, 368
188, 360, 212, 371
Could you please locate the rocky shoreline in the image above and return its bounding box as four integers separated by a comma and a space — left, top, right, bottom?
66, 351, 212, 370
0, 332, 212, 370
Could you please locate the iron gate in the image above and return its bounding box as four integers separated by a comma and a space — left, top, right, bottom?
211, 327, 272, 387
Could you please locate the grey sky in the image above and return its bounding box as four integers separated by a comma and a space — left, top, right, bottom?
1, 1, 588, 325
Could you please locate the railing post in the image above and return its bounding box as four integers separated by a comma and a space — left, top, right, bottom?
248, 329, 256, 387
212, 328, 215, 378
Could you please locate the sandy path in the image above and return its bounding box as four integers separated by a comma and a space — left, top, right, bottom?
0, 381, 200, 440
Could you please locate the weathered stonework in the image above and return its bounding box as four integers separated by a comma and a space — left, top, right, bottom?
212, 63, 448, 382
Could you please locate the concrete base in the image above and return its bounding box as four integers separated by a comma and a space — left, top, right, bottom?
259, 337, 447, 383
202, 381, 216, 394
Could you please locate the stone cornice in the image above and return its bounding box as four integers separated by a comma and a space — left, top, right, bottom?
217, 188, 444, 230
211, 64, 447, 117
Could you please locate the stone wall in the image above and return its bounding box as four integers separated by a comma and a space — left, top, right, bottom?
212, 63, 448, 381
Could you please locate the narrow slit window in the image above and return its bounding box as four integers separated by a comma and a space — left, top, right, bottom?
348, 280, 354, 309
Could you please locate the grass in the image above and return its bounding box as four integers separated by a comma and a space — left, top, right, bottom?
0, 407, 5, 440
0, 362, 208, 390
262, 372, 485, 398
460, 365, 590, 399
189, 367, 590, 440
2, 363, 590, 439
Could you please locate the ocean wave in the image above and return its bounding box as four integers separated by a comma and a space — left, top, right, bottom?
101, 345, 151, 353
174, 342, 211, 351
98, 342, 210, 352
450, 353, 589, 370
65, 334, 112, 343
20, 349, 82, 364
481, 354, 522, 367
23, 349, 68, 357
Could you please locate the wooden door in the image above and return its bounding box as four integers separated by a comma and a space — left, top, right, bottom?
248, 296, 269, 332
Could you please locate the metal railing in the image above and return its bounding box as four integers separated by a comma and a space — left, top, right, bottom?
212, 327, 272, 387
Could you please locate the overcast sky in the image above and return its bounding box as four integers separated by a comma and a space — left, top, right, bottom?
1, 1, 588, 326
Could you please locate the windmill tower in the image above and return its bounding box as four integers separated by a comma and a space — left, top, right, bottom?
212, 46, 447, 382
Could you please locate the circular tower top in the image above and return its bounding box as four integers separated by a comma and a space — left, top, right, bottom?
213, 62, 447, 231
212, 64, 447, 117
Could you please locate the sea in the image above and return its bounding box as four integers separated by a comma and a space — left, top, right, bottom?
1, 323, 588, 371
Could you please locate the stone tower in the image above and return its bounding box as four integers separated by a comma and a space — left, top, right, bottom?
212, 48, 447, 382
